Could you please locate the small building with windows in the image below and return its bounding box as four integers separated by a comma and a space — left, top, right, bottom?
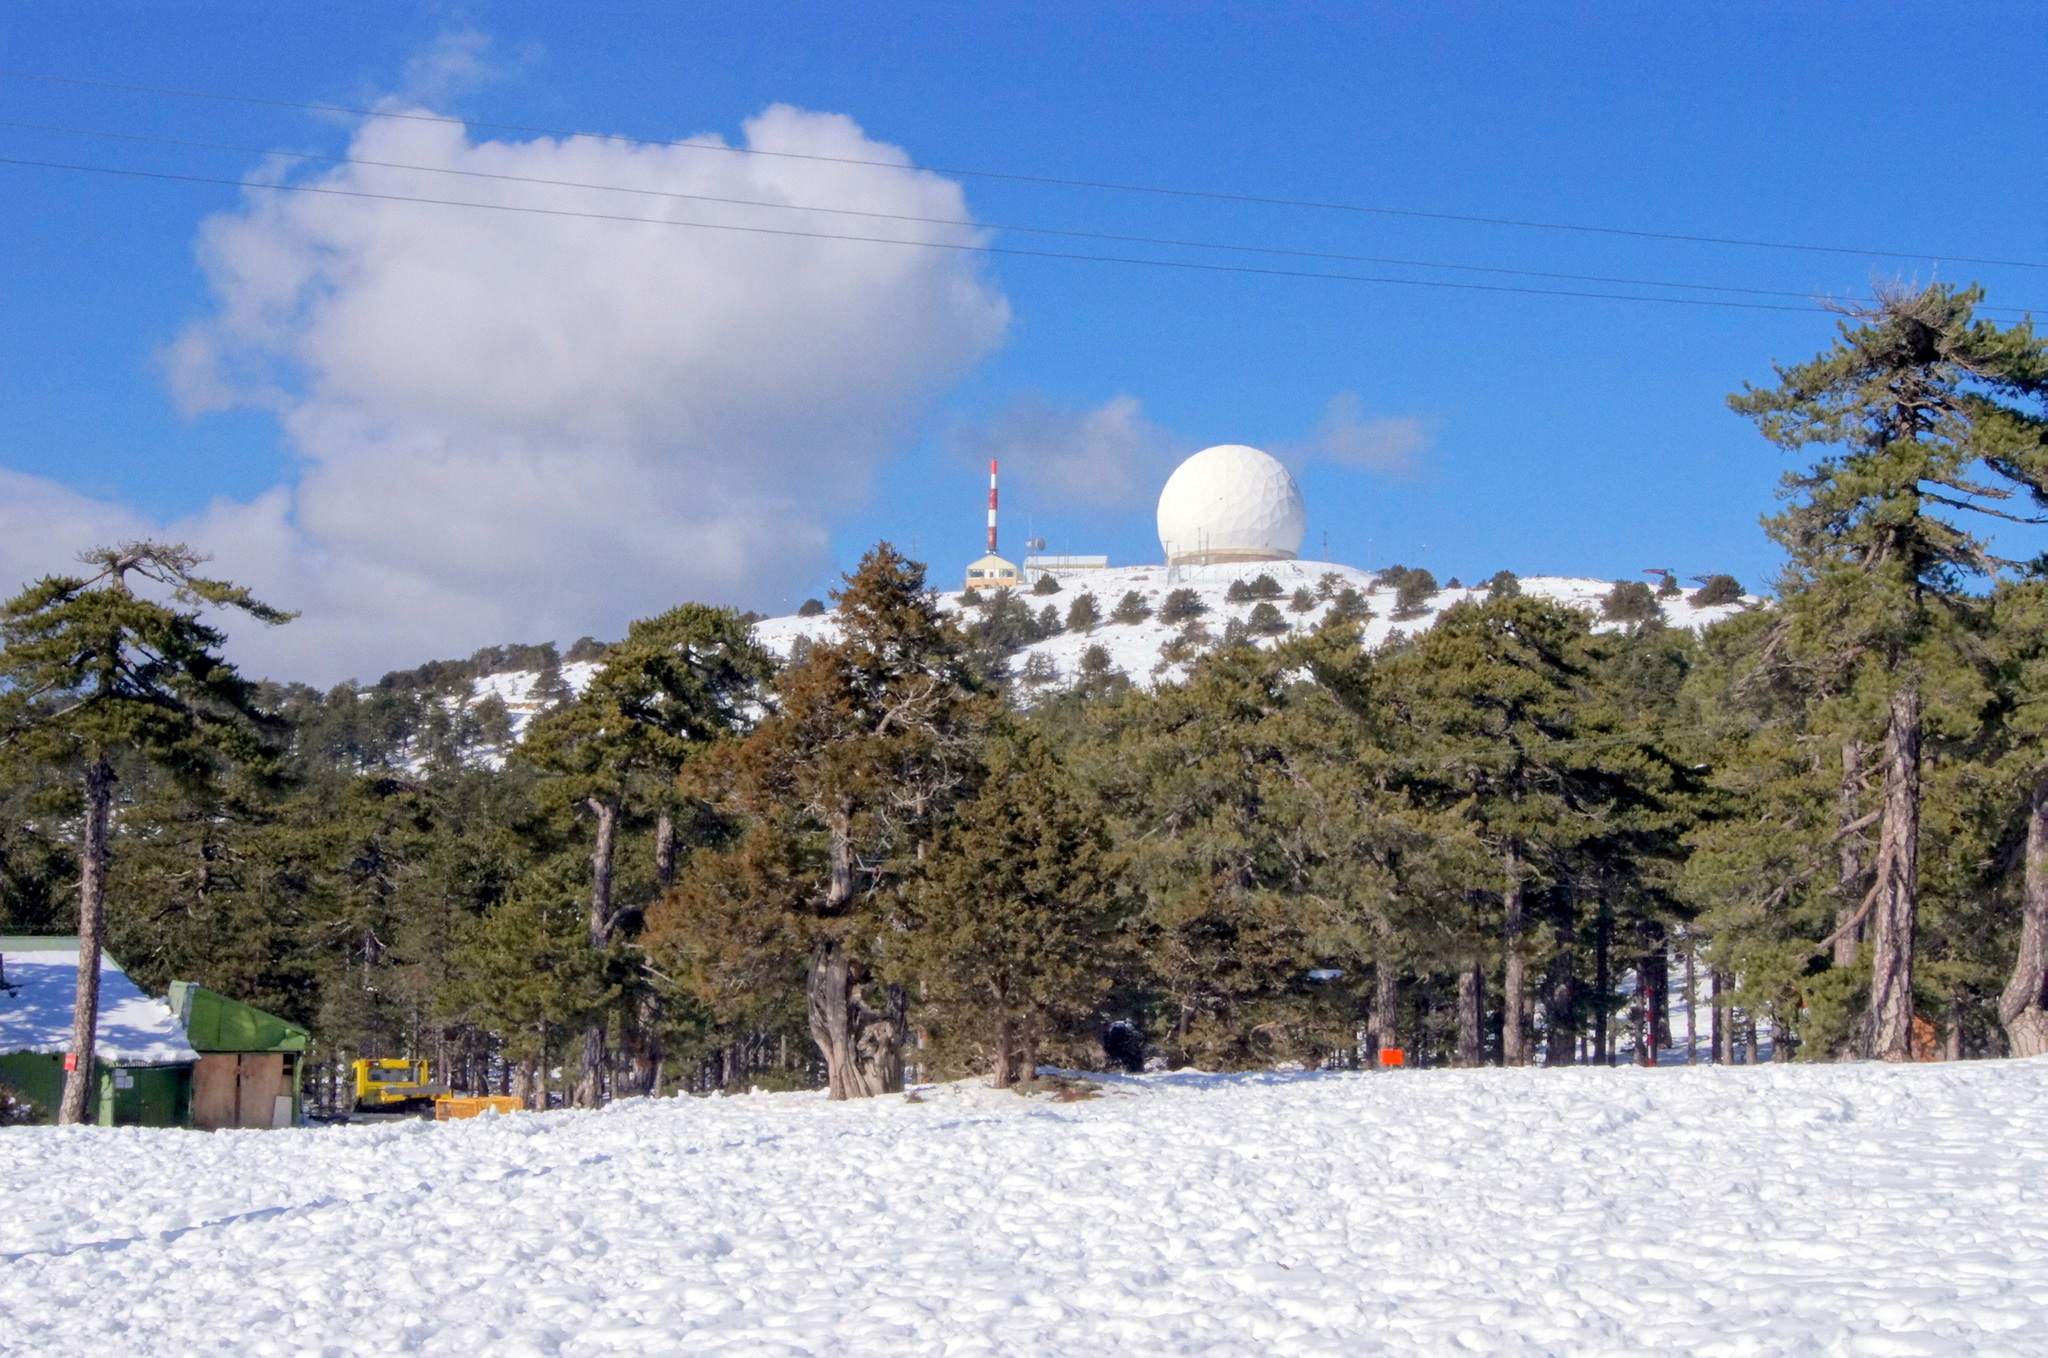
0, 936, 197, 1126
963, 553, 1021, 592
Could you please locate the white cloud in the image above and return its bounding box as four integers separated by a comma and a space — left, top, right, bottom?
1280, 393, 1429, 475
8, 101, 1010, 683
950, 394, 1185, 511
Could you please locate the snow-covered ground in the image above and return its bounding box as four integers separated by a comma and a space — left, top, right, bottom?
6, 1060, 2047, 1355
754, 561, 1753, 695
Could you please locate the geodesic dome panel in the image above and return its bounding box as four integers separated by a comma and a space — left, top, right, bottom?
1156, 444, 1306, 565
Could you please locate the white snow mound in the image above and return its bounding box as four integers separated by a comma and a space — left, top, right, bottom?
5, 1061, 2047, 1354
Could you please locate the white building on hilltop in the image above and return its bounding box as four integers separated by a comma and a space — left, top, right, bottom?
1157, 444, 1306, 567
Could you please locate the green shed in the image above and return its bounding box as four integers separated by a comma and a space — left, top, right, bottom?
0, 936, 198, 1127
168, 981, 310, 1129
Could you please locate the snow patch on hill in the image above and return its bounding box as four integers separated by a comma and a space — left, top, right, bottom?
754, 559, 1755, 695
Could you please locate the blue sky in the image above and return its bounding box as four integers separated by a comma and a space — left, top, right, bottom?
2, 3, 2045, 679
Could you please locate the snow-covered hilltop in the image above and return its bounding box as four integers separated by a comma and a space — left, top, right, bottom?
753, 558, 1756, 696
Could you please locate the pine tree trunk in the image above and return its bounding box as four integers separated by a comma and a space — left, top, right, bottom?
1593, 905, 1612, 1065
654, 811, 677, 891
1684, 940, 1698, 1065
806, 935, 907, 1099
1455, 960, 1486, 1067
803, 813, 904, 1099
1371, 957, 1400, 1062
616, 989, 662, 1098
1870, 687, 1922, 1062
1998, 774, 2048, 1056
1835, 740, 1869, 969
1501, 860, 1531, 1065
991, 999, 1017, 1088
59, 758, 114, 1126
572, 796, 622, 1109
1542, 907, 1579, 1066
1711, 968, 1727, 1064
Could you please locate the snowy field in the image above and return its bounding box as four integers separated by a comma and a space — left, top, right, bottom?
7, 1061, 2048, 1356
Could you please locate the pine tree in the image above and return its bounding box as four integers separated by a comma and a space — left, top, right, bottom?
697, 545, 991, 1098
520, 604, 769, 1105
0, 543, 291, 1123
897, 728, 1128, 1085
1159, 589, 1206, 623
1110, 590, 1152, 625
1729, 283, 2048, 1059
1066, 592, 1102, 634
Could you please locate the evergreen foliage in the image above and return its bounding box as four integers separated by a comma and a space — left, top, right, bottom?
1110, 590, 1152, 625
1602, 580, 1663, 626
1065, 592, 1102, 634
895, 727, 1129, 1084
1379, 565, 1440, 620
1289, 587, 1317, 613
1158, 589, 1206, 623
1032, 573, 1063, 596
1688, 575, 1743, 607
1247, 601, 1290, 636
797, 598, 826, 617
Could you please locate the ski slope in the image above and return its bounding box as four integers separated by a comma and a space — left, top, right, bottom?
6, 1060, 2048, 1355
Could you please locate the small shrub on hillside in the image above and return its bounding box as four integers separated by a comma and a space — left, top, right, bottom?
1066, 592, 1102, 633
1485, 571, 1520, 599
1288, 587, 1316, 613
1159, 588, 1206, 623
1037, 604, 1062, 636
797, 598, 826, 617
1247, 601, 1290, 636
1327, 587, 1371, 624
1654, 571, 1682, 598
1225, 574, 1284, 603
1032, 574, 1063, 596
1222, 616, 1252, 646
1689, 574, 1743, 607
956, 589, 984, 608
1110, 590, 1152, 624
1075, 645, 1130, 700
1315, 572, 1346, 601
1602, 580, 1662, 625
1017, 652, 1059, 688
1380, 565, 1439, 620
1445, 577, 1463, 590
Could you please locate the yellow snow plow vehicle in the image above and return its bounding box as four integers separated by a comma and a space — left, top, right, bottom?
352, 1057, 446, 1113
350, 1059, 522, 1120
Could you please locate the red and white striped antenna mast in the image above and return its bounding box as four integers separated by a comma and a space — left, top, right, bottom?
987, 459, 1000, 555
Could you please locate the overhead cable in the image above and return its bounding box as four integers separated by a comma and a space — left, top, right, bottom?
0, 154, 1850, 313
0, 118, 1962, 309
3, 68, 2042, 273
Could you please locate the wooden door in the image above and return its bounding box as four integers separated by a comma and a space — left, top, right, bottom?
234, 1054, 285, 1128
192, 1054, 240, 1131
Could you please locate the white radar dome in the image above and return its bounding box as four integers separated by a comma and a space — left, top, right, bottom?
1156, 444, 1306, 567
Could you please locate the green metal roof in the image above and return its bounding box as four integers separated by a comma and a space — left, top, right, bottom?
168, 981, 310, 1053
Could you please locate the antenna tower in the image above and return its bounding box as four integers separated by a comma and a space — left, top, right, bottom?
987, 459, 999, 555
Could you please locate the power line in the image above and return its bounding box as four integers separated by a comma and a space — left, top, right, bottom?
0, 154, 1848, 313
4, 67, 2043, 273
0, 117, 1966, 310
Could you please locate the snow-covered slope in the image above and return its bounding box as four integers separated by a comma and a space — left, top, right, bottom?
5, 1061, 2047, 1354
467, 660, 602, 742
756, 559, 1755, 695
445, 563, 1752, 724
